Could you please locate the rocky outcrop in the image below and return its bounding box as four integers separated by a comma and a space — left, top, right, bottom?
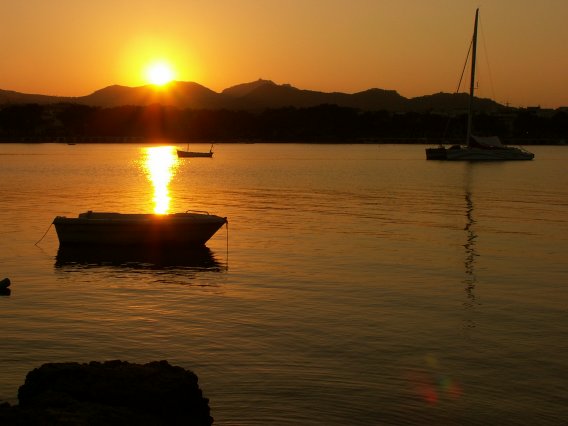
0, 360, 213, 425
0, 278, 10, 296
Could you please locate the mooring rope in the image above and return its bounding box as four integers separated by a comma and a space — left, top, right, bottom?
225, 218, 229, 271
34, 222, 53, 246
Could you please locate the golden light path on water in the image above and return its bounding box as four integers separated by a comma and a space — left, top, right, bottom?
142, 146, 179, 214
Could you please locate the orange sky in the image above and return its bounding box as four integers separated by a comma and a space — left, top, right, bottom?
2, 0, 567, 108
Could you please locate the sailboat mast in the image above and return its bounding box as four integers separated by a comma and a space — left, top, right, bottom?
466, 8, 479, 146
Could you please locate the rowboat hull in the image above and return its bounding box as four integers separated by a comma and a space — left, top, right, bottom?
53, 211, 227, 247
176, 150, 213, 158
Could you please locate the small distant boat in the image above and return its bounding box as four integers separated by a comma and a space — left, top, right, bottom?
177, 144, 214, 158
425, 9, 534, 161
53, 211, 227, 247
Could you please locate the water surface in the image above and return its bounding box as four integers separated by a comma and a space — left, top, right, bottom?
1, 143, 567, 425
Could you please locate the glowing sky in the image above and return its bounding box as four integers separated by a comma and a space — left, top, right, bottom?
2, 0, 567, 108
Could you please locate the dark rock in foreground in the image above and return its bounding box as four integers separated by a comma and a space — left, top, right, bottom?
0, 360, 213, 425
0, 277, 10, 296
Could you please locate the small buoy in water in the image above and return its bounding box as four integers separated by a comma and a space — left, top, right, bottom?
0, 278, 10, 296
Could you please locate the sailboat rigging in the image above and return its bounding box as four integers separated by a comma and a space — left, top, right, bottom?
426, 9, 534, 161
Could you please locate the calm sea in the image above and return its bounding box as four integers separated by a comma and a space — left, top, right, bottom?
0, 143, 567, 425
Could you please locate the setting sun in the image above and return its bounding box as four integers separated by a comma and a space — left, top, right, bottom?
145, 61, 175, 86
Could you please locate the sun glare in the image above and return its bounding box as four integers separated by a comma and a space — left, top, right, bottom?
146, 62, 175, 86
142, 146, 179, 214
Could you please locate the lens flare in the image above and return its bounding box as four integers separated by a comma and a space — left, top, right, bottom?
404, 354, 463, 406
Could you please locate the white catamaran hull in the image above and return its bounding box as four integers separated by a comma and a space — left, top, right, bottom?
444, 146, 534, 161
427, 142, 535, 161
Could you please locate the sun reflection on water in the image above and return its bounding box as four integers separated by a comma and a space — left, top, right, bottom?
142, 146, 179, 214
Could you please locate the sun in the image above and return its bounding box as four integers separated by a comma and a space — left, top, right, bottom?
145, 62, 175, 86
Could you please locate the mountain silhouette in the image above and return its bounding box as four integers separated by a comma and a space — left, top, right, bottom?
0, 79, 505, 112
221, 79, 275, 98
80, 82, 224, 109
0, 89, 68, 105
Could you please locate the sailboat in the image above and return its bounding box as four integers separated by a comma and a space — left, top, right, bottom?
177, 143, 214, 158
426, 9, 534, 161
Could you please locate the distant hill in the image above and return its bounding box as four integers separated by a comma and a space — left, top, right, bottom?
0, 89, 68, 105
78, 82, 225, 109
221, 79, 274, 98
0, 79, 506, 113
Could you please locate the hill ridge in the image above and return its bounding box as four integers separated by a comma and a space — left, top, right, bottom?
0, 80, 506, 113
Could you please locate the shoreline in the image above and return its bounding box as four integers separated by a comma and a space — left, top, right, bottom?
0, 137, 564, 146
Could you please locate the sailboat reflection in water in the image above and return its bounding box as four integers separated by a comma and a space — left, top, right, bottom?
53, 146, 227, 264
462, 166, 480, 330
